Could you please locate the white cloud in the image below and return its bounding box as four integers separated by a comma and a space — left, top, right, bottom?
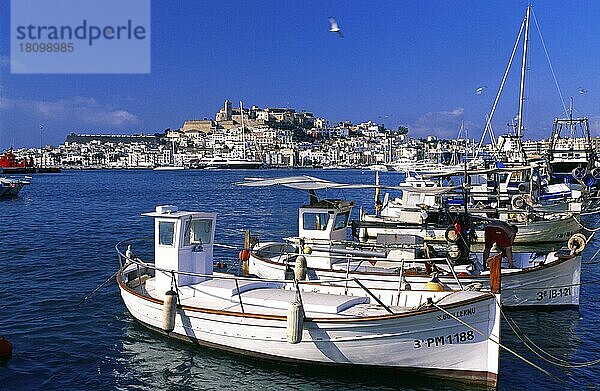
410, 107, 470, 139
0, 96, 139, 127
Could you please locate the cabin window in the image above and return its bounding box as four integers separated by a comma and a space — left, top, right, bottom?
158, 221, 176, 246
303, 212, 330, 231
333, 212, 349, 230
406, 193, 421, 207
183, 218, 213, 246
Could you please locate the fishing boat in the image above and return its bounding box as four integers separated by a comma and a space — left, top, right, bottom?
116, 205, 502, 386
358, 170, 582, 244
0, 177, 31, 198
238, 176, 583, 307
547, 101, 599, 189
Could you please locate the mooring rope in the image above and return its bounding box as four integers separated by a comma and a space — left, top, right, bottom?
498, 299, 600, 368
583, 246, 600, 265
572, 215, 600, 232
75, 268, 122, 307
431, 301, 559, 381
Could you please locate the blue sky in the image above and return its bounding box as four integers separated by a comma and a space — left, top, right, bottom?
1, 0, 599, 147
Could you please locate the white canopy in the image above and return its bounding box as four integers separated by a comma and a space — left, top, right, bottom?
237, 175, 461, 194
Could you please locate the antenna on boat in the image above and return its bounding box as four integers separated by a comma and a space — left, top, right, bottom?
569, 96, 573, 121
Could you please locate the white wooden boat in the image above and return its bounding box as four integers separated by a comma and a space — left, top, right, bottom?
249, 242, 581, 307
238, 188, 582, 307
116, 205, 502, 386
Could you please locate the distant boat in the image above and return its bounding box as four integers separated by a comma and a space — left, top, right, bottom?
366, 164, 389, 172
0, 177, 30, 197
153, 165, 186, 171
197, 101, 263, 170
0, 148, 60, 174
199, 157, 263, 170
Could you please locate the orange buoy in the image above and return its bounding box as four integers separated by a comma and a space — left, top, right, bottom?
238, 249, 250, 262
0, 337, 13, 359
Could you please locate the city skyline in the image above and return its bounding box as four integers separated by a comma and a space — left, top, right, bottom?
1, 0, 599, 148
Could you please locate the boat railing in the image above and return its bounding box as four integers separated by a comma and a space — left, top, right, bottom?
115, 238, 404, 314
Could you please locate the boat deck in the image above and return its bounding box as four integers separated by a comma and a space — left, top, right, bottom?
137, 276, 485, 318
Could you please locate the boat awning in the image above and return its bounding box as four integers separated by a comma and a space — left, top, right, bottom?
237, 175, 461, 194
420, 165, 540, 179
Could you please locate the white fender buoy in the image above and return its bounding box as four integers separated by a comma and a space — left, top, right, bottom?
294, 255, 307, 281
162, 290, 178, 332
286, 301, 304, 344
400, 276, 411, 291
568, 234, 586, 254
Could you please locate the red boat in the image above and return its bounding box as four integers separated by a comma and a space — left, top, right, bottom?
0, 148, 60, 173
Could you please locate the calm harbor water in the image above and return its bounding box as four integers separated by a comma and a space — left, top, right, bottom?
1, 169, 599, 390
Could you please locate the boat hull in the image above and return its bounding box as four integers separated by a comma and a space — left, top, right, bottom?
359, 215, 580, 244
118, 277, 499, 386
249, 246, 580, 307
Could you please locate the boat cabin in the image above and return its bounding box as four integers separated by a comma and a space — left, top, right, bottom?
142, 205, 216, 294
298, 199, 353, 242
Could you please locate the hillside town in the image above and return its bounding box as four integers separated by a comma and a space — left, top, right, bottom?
3, 100, 600, 170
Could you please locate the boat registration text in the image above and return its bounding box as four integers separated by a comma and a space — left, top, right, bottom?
413, 331, 475, 349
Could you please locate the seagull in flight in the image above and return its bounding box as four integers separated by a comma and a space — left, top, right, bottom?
578, 87, 588, 94
329, 17, 343, 38
475, 85, 488, 95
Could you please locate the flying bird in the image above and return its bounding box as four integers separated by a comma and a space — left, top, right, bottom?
475, 85, 488, 95
329, 17, 343, 38
578, 87, 588, 94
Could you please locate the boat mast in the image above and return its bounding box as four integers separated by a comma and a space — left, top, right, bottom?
240, 100, 245, 159
517, 5, 531, 138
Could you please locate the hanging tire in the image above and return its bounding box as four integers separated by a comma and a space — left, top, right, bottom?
445, 226, 459, 243
511, 195, 525, 210
591, 167, 600, 180
572, 166, 587, 180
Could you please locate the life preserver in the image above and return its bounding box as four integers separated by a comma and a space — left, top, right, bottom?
567, 233, 586, 254
591, 167, 600, 180
511, 195, 525, 210
572, 166, 587, 180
